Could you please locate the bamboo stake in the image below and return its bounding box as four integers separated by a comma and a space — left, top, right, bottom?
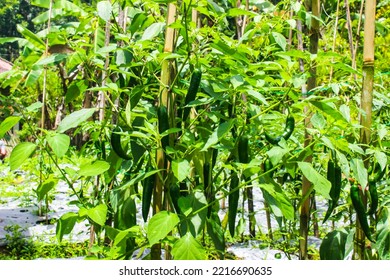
354, 0, 376, 260
152, 2, 177, 260
299, 0, 320, 260
344, 0, 356, 80
352, 0, 365, 72
329, 0, 340, 81
39, 0, 53, 220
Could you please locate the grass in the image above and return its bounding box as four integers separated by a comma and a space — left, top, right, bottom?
0, 225, 88, 260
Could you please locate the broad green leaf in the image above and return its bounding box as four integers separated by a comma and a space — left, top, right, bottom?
116, 49, 133, 66
206, 213, 225, 254
247, 89, 268, 105
227, 8, 257, 17
230, 75, 245, 89
56, 212, 78, 242
172, 159, 191, 182
87, 204, 108, 226
97, 1, 112, 22
267, 146, 288, 167
350, 158, 367, 188
202, 120, 235, 151
10, 142, 37, 171
376, 206, 390, 259
57, 108, 96, 133
36, 176, 57, 201
310, 100, 348, 124
310, 112, 326, 130
210, 39, 249, 63
0, 37, 20, 44
65, 80, 89, 104
79, 160, 110, 177
25, 68, 43, 87
171, 232, 206, 260
0, 116, 21, 139
260, 183, 295, 220
178, 196, 193, 216
46, 133, 70, 158
141, 22, 165, 41
272, 32, 287, 51
298, 162, 331, 199
147, 211, 180, 245
319, 229, 349, 260
188, 191, 208, 236
26, 102, 43, 112
16, 24, 45, 50
34, 54, 68, 67
374, 150, 387, 171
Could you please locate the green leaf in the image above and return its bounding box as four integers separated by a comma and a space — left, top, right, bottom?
36, 176, 57, 201
0, 116, 21, 139
310, 100, 348, 124
230, 75, 245, 89
65, 80, 89, 104
172, 159, 191, 182
272, 32, 287, 51
34, 54, 68, 67
97, 1, 112, 22
298, 162, 331, 199
178, 196, 193, 216
376, 206, 390, 259
25, 68, 43, 87
10, 142, 37, 171
247, 89, 268, 105
350, 158, 367, 188
79, 160, 110, 177
147, 211, 180, 245
206, 213, 225, 254
227, 8, 257, 17
260, 183, 295, 220
16, 24, 45, 50
267, 146, 288, 166
87, 204, 108, 226
26, 102, 43, 112
171, 232, 206, 260
141, 22, 165, 41
319, 229, 349, 260
57, 108, 96, 133
56, 212, 78, 242
46, 133, 70, 158
202, 120, 235, 151
178, 190, 208, 236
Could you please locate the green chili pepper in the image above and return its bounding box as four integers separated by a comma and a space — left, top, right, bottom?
350, 185, 374, 242
228, 171, 240, 237
265, 115, 295, 145
110, 126, 132, 160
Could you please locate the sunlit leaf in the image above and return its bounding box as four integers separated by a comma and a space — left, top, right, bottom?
79, 160, 110, 177
0, 116, 21, 139
10, 142, 37, 171
97, 1, 112, 22
171, 232, 206, 260
56, 212, 78, 242
57, 108, 96, 133
147, 211, 180, 245
87, 204, 108, 226
47, 133, 70, 158
172, 159, 191, 182
298, 162, 331, 199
